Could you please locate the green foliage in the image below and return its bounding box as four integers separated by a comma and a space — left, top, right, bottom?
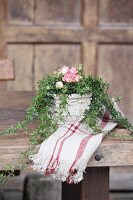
0, 165, 15, 183
0, 64, 133, 145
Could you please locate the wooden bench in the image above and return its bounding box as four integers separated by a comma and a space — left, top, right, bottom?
0, 91, 133, 200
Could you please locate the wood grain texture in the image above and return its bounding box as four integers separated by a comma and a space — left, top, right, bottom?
81, 167, 109, 200
5, 26, 84, 43
35, 44, 81, 89
5, 26, 133, 43
7, 45, 33, 91
83, 0, 98, 28
36, 0, 81, 26
82, 42, 97, 75
0, 0, 8, 90
110, 172, 133, 191
0, 92, 133, 170
0, 91, 35, 129
98, 44, 133, 123
0, 130, 132, 170
110, 192, 133, 199
7, 0, 34, 25
0, 59, 14, 80
100, 0, 133, 26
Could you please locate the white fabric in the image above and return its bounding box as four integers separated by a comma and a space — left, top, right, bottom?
29, 106, 119, 183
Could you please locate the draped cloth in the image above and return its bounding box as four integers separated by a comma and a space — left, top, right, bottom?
29, 102, 122, 183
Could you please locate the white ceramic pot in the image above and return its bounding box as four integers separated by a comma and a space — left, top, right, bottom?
53, 94, 92, 125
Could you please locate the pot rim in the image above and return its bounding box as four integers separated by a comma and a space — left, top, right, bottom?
54, 93, 92, 99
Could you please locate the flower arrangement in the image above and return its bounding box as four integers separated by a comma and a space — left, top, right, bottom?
0, 64, 133, 183
0, 64, 133, 145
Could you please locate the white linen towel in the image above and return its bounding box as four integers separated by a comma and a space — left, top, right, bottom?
29, 109, 119, 184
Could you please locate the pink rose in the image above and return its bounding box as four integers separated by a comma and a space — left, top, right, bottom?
63, 73, 80, 83
61, 66, 69, 74
69, 67, 78, 74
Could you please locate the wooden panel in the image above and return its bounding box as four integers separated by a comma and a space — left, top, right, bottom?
83, 0, 98, 28
100, 0, 133, 26
7, 45, 33, 91
5, 26, 133, 44
35, 44, 81, 89
36, 0, 81, 26
110, 192, 133, 200
3, 175, 26, 200
7, 0, 34, 25
0, 91, 35, 129
110, 171, 133, 191
0, 59, 14, 80
6, 27, 84, 43
98, 44, 133, 123
0, 0, 8, 90
83, 42, 97, 75
81, 167, 109, 200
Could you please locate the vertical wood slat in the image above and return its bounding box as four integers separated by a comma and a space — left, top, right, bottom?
83, 0, 99, 29
81, 167, 109, 200
0, 0, 8, 90
82, 42, 97, 75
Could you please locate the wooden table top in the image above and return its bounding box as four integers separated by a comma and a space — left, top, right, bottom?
0, 91, 133, 170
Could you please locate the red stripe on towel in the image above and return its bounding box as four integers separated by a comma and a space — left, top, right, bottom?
69, 134, 93, 170
45, 121, 80, 175
67, 113, 110, 183
101, 112, 110, 129
45, 112, 110, 177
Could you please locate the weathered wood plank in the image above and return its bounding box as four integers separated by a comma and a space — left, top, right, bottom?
0, 59, 14, 80
110, 172, 133, 191
82, 42, 97, 75
0, 132, 132, 170
0, 91, 35, 129
83, 0, 98, 28
5, 27, 133, 43
100, 0, 133, 26
98, 44, 133, 123
7, 0, 34, 25
0, 0, 7, 58
110, 192, 133, 200
7, 45, 33, 91
5, 27, 83, 43
36, 0, 81, 26
81, 167, 109, 200
0, 0, 8, 90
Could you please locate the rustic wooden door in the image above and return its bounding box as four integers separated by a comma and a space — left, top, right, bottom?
0, 0, 133, 122
0, 0, 133, 197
